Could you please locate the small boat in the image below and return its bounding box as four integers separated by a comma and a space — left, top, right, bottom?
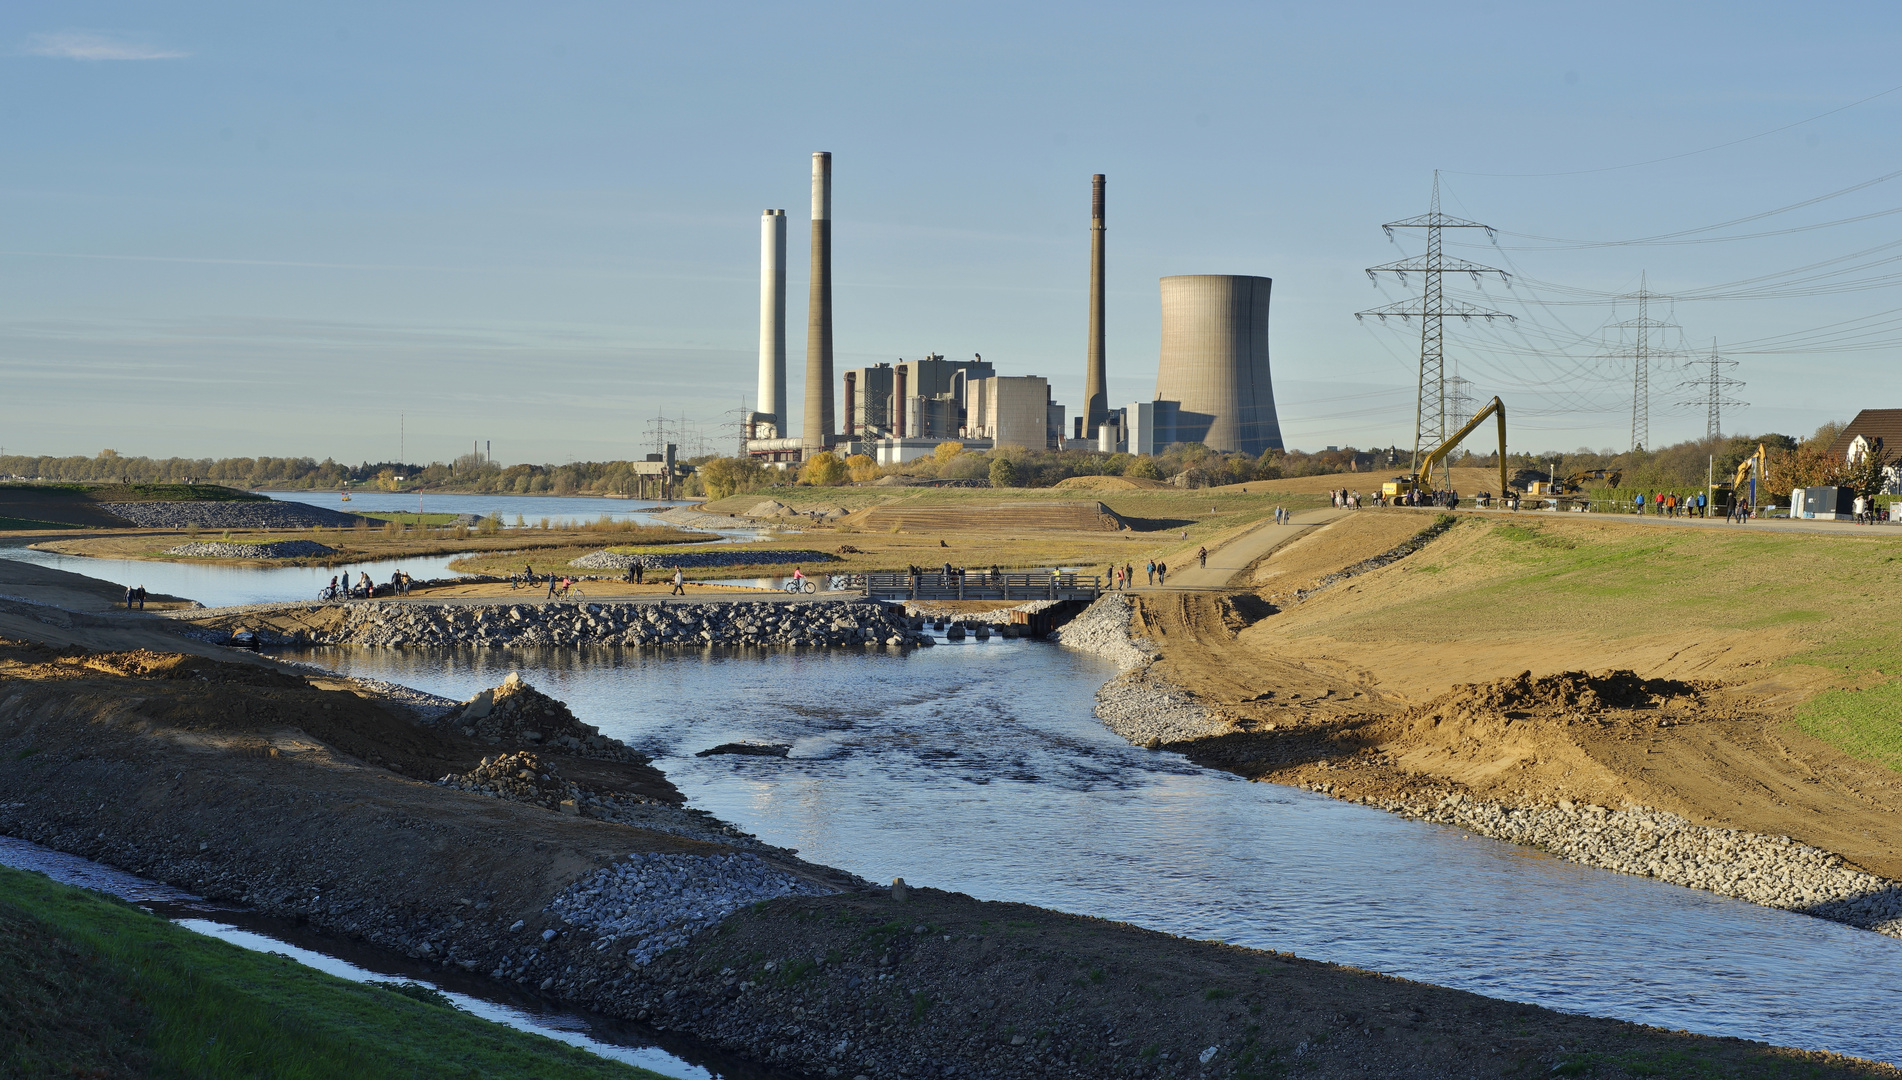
340, 493, 351, 502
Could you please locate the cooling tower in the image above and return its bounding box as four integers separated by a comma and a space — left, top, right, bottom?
758, 209, 787, 431
1155, 275, 1283, 454
803, 152, 834, 452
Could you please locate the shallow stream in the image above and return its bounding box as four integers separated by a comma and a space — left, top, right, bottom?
284, 635, 1902, 1066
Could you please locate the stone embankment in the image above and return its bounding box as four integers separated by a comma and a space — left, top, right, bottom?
282, 599, 931, 650
1326, 790, 1902, 939
164, 540, 338, 559
568, 548, 835, 571
1055, 593, 1227, 747
547, 852, 831, 969
100, 500, 367, 529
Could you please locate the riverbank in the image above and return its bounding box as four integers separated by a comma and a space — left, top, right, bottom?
1, 632, 1895, 1079
1072, 510, 1902, 943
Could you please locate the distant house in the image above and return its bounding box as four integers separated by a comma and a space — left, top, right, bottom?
1826, 409, 1902, 494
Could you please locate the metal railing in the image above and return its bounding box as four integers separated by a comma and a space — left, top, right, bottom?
857, 571, 1102, 601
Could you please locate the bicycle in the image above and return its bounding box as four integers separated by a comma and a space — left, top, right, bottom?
782, 578, 815, 594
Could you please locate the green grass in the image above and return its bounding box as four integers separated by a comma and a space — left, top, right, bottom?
0, 515, 86, 530
0, 865, 666, 1079
1796, 681, 1902, 774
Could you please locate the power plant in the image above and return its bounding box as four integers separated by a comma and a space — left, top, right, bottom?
740, 157, 1284, 466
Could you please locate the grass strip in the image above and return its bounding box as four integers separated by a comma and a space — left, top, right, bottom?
0, 864, 667, 1080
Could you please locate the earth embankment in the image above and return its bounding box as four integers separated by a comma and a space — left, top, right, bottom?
1116, 510, 1902, 922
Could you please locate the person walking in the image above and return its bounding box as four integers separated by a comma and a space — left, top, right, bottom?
1145, 559, 1156, 585
125, 586, 135, 610
1124, 562, 1133, 591
546, 572, 559, 598
1197, 545, 1207, 569
358, 571, 372, 598
635, 563, 645, 585
670, 567, 686, 596
1156, 561, 1167, 586
137, 586, 146, 610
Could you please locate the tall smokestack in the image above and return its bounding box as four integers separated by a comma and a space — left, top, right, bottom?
1084, 174, 1108, 439
803, 152, 835, 453
759, 209, 787, 433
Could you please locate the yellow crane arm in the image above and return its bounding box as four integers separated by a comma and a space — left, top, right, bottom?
1414, 396, 1509, 500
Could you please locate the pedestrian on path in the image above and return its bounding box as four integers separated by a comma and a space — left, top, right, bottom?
1123, 562, 1133, 590
1197, 546, 1207, 569
671, 567, 686, 596
1157, 562, 1168, 585
1145, 560, 1156, 585
546, 573, 559, 598
137, 586, 146, 610
125, 586, 135, 610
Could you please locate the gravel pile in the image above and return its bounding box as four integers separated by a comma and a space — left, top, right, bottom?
444, 672, 645, 761
1338, 791, 1902, 939
547, 852, 831, 968
439, 751, 589, 812
1052, 593, 1156, 672
304, 600, 931, 650
100, 501, 366, 529
569, 548, 834, 571
164, 540, 338, 559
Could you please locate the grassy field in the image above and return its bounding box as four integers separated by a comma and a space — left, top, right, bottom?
1276, 513, 1902, 774
706, 484, 1325, 529
0, 865, 665, 1079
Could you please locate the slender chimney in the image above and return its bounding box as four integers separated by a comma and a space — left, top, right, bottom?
1085, 174, 1108, 439
758, 209, 787, 434
803, 152, 835, 453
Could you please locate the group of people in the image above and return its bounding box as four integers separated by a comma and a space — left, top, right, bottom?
323, 570, 412, 601
1633, 492, 1708, 518
122, 585, 149, 610
1329, 488, 1363, 509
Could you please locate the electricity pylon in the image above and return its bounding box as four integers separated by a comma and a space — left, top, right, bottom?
1605, 273, 1680, 452
1677, 339, 1746, 440
1357, 172, 1513, 479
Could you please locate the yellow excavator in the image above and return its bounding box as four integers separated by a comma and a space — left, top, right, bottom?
1380, 396, 1511, 504
1712, 443, 1769, 515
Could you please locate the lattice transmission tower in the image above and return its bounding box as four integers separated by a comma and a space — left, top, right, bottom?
1678, 339, 1747, 440
1604, 273, 1681, 452
1357, 172, 1513, 477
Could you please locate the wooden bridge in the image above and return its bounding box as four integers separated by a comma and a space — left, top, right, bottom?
848, 571, 1103, 602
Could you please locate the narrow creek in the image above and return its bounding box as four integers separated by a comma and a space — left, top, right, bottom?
281, 634, 1902, 1067
0, 836, 779, 1080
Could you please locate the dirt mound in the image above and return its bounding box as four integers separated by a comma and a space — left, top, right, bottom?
1413, 669, 1703, 721
1052, 475, 1165, 491
448, 673, 645, 762
438, 750, 588, 814
744, 500, 792, 517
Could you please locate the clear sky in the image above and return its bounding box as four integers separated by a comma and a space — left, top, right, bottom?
3, 1, 1899, 465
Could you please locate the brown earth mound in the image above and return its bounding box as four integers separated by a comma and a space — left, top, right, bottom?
1415, 669, 1704, 720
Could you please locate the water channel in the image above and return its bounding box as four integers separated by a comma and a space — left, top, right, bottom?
284, 636, 1902, 1067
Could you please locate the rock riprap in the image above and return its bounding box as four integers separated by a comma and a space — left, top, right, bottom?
1348, 792, 1902, 940
1053, 592, 1156, 672
302, 600, 929, 650
546, 852, 831, 968
164, 540, 338, 559
101, 501, 366, 529
568, 548, 835, 571
1055, 593, 1225, 746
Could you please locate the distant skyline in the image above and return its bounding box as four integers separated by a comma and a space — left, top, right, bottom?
3, 2, 1899, 464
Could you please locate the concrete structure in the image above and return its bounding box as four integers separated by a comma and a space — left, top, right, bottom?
872, 436, 994, 466
1153, 275, 1284, 455
842, 354, 994, 442
1083, 174, 1109, 438
968, 375, 1054, 450
803, 152, 835, 454
753, 208, 788, 437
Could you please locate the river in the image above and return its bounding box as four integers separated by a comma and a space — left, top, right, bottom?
284, 635, 1902, 1066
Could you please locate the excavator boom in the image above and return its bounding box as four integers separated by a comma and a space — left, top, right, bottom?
1412, 396, 1509, 502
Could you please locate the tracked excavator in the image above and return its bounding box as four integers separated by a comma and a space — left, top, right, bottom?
1712, 443, 1770, 515
1379, 396, 1512, 505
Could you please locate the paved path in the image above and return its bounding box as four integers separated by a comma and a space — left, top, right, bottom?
1129, 508, 1352, 593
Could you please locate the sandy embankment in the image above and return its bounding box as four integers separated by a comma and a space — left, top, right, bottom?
1056, 511, 1902, 940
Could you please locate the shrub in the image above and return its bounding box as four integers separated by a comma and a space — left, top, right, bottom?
989, 457, 1018, 488
799, 452, 848, 486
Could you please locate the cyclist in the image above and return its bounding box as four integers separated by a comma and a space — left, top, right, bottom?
792, 567, 807, 592
1197, 545, 1208, 569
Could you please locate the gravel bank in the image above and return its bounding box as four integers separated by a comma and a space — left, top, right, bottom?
1055, 593, 1227, 746
245, 599, 932, 650
569, 548, 835, 571
548, 852, 832, 969
163, 540, 338, 559
100, 501, 367, 529
1322, 789, 1902, 939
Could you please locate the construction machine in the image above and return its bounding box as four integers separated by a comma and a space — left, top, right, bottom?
1382, 397, 1511, 504
1712, 443, 1769, 515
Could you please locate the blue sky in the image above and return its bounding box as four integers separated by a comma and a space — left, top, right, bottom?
2, 2, 1899, 464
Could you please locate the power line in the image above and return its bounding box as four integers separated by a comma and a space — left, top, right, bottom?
1601, 274, 1683, 451
1676, 339, 1747, 440
1356, 172, 1514, 477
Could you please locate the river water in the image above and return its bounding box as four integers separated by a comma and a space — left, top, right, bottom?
283, 635, 1902, 1067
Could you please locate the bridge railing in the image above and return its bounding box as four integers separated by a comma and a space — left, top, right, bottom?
856, 571, 1101, 600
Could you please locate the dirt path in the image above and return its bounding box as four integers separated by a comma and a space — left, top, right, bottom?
1132, 508, 1349, 592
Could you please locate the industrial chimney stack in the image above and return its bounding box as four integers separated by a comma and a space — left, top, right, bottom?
803, 152, 835, 454
1084, 174, 1108, 439
758, 209, 787, 434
